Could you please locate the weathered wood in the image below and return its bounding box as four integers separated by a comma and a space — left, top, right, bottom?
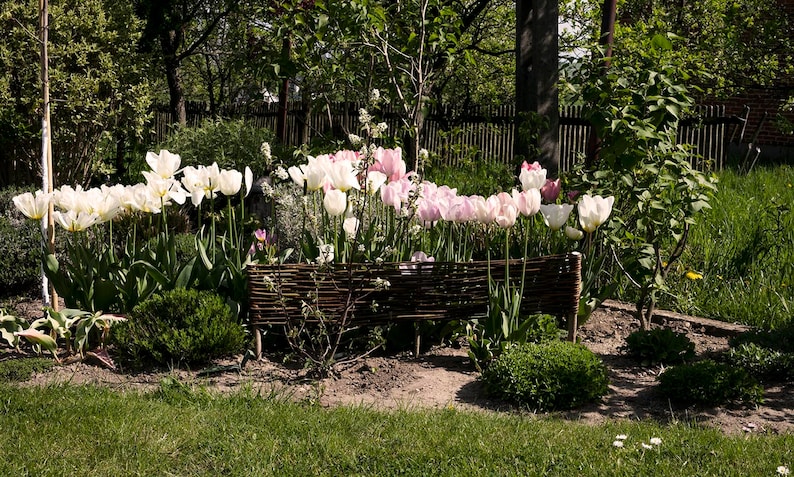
248, 252, 583, 358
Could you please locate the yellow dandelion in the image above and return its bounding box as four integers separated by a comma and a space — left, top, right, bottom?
685, 271, 704, 280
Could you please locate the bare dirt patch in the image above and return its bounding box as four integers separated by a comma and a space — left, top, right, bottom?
6, 299, 793, 435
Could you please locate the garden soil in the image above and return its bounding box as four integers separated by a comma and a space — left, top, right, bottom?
7, 299, 794, 435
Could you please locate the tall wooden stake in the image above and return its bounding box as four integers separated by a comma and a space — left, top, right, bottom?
40, 0, 58, 312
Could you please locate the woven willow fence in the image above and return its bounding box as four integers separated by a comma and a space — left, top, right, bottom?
247, 252, 582, 357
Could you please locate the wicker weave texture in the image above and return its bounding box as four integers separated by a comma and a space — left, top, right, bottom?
247, 252, 582, 327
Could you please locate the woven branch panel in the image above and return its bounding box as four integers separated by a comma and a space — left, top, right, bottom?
247, 252, 581, 327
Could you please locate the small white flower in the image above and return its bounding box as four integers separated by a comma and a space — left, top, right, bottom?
778, 466, 790, 476
641, 443, 653, 450
349, 133, 363, 146
275, 166, 289, 181
615, 434, 628, 440
612, 440, 624, 448
373, 277, 391, 291
260, 142, 272, 161
369, 89, 381, 102
649, 437, 662, 446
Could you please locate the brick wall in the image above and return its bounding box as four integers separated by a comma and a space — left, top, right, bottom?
703, 0, 794, 159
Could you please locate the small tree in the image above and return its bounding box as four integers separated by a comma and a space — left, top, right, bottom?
565, 34, 717, 329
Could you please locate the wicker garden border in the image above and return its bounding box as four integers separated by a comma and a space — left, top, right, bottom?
247, 252, 582, 358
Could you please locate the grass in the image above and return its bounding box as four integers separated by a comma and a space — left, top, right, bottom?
0, 382, 791, 476
638, 165, 794, 329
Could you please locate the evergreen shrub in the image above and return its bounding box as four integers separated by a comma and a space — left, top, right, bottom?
481, 340, 609, 411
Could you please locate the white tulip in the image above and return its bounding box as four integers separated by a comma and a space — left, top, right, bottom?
145, 149, 181, 179
343, 217, 360, 238
53, 210, 100, 232
519, 167, 547, 191
578, 194, 615, 233
565, 226, 584, 241
12, 191, 52, 220
323, 189, 347, 216
218, 169, 243, 196
539, 203, 574, 231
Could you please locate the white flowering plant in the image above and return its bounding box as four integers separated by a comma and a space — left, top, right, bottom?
14, 149, 256, 318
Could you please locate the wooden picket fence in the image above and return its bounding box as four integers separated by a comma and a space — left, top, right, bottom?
152, 102, 734, 171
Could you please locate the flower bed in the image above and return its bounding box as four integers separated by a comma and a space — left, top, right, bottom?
248, 252, 581, 357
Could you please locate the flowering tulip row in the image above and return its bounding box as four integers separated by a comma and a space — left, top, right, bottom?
13, 150, 254, 232
283, 146, 615, 260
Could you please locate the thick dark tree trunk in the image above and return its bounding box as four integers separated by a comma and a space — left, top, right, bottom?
515, 0, 560, 177
161, 31, 186, 127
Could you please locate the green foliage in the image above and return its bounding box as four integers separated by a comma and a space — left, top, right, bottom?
423, 153, 514, 197
730, 324, 794, 353
112, 288, 246, 367
623, 327, 695, 365
564, 33, 718, 329
725, 343, 794, 383
0, 0, 152, 186
661, 166, 794, 329
0, 186, 41, 297
481, 340, 609, 411
657, 360, 764, 406
0, 217, 40, 297
132, 119, 277, 181
0, 358, 53, 382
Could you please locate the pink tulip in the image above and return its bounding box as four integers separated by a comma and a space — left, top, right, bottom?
512, 188, 541, 217
541, 179, 561, 203
417, 198, 442, 225
447, 196, 475, 223
380, 181, 404, 211
473, 195, 499, 225
521, 160, 543, 172
371, 147, 407, 182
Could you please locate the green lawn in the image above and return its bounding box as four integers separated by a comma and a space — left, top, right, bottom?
0, 383, 791, 476
635, 165, 794, 329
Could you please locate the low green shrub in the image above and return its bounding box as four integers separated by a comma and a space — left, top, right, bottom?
423, 155, 514, 197
623, 327, 695, 365
0, 217, 41, 297
657, 360, 764, 406
725, 343, 794, 383
0, 357, 54, 382
0, 185, 42, 297
481, 340, 609, 411
112, 288, 247, 367
729, 325, 794, 353
125, 118, 279, 182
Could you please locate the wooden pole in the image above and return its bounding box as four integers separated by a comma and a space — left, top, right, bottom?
40, 0, 58, 312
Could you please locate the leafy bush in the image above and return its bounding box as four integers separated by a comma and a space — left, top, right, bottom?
725, 343, 794, 383
423, 154, 514, 197
112, 288, 246, 367
0, 357, 54, 382
657, 360, 764, 406
0, 218, 41, 297
0, 186, 42, 297
729, 325, 794, 353
623, 327, 695, 365
481, 340, 609, 411
125, 119, 278, 182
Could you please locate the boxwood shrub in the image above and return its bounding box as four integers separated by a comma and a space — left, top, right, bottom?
112, 288, 246, 367
657, 360, 764, 406
481, 340, 610, 411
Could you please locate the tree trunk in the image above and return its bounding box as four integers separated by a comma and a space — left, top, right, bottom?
515, 0, 560, 177
161, 30, 186, 127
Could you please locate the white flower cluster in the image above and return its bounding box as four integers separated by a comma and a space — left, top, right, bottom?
373, 277, 391, 291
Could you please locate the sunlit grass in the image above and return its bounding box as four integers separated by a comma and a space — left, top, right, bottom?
660, 165, 794, 329
0, 383, 791, 476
